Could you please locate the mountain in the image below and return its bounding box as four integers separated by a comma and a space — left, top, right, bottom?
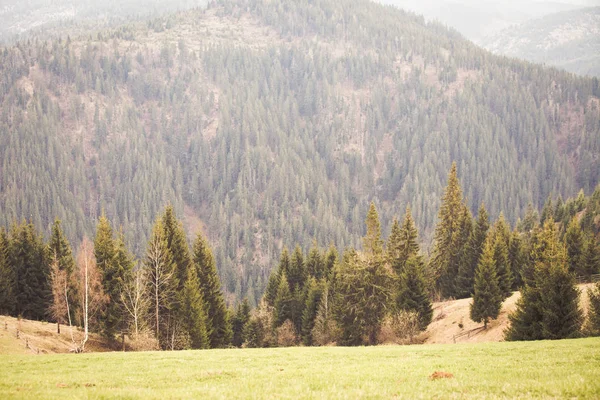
377, 0, 591, 42
481, 7, 600, 77
0, 0, 206, 43
0, 0, 599, 303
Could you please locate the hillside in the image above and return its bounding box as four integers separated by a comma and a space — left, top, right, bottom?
425, 283, 595, 344
0, 0, 599, 303
482, 7, 600, 77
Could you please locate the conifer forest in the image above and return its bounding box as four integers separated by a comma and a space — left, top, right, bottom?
1, 0, 600, 351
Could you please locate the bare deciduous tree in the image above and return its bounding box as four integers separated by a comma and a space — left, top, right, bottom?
120, 265, 149, 338
76, 237, 107, 352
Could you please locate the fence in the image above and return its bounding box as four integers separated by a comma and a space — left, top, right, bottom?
452, 326, 486, 343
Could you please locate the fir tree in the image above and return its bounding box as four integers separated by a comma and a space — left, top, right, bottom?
492, 231, 513, 300
583, 235, 600, 279
193, 231, 231, 348
456, 203, 489, 298
94, 214, 121, 338
508, 229, 525, 289
306, 243, 325, 280
288, 245, 307, 292
363, 202, 384, 259
48, 219, 79, 325
470, 237, 502, 329
588, 283, 600, 335
274, 274, 293, 327
161, 205, 192, 292
301, 277, 323, 345
564, 218, 585, 276
179, 267, 210, 349
387, 206, 420, 276
0, 228, 15, 315
231, 298, 251, 347
430, 163, 469, 299
264, 248, 290, 306
396, 255, 433, 330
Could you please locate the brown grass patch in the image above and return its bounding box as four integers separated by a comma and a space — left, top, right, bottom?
429, 371, 454, 380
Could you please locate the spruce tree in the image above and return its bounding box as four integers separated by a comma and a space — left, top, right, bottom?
583, 235, 600, 279
161, 205, 192, 292
306, 243, 325, 280
179, 267, 209, 349
193, 231, 231, 348
0, 228, 15, 315
564, 218, 585, 277
288, 245, 307, 292
48, 219, 79, 325
264, 248, 290, 306
387, 206, 420, 277
274, 274, 293, 327
456, 203, 489, 298
94, 214, 120, 338
470, 237, 502, 329
301, 277, 323, 345
430, 163, 469, 299
363, 202, 384, 259
493, 231, 513, 300
588, 283, 600, 335
231, 298, 251, 347
508, 229, 525, 289
396, 255, 433, 330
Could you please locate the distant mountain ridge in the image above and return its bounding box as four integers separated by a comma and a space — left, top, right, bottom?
481, 7, 600, 77
0, 0, 598, 303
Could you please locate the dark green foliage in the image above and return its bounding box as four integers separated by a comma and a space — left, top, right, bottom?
274, 274, 293, 328
9, 221, 51, 320
431, 163, 471, 299
456, 203, 489, 298
508, 230, 525, 289
49, 219, 79, 324
193, 231, 231, 348
387, 206, 420, 276
306, 244, 325, 281
231, 298, 251, 347
301, 277, 323, 345
396, 256, 433, 330
179, 268, 209, 349
0, 228, 15, 315
506, 219, 583, 341
583, 235, 600, 278
288, 246, 307, 292
470, 237, 502, 328
264, 249, 290, 307
161, 206, 191, 293
588, 283, 600, 335
363, 202, 384, 259
565, 218, 585, 276
492, 230, 513, 300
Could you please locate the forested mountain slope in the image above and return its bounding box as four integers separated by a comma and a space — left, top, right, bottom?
481, 7, 600, 77
1, 0, 599, 303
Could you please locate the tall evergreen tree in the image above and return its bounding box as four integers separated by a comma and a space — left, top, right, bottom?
396, 255, 433, 330
492, 229, 513, 300
9, 221, 51, 321
508, 229, 525, 289
274, 274, 293, 327
583, 235, 600, 279
48, 219, 79, 324
0, 228, 15, 315
306, 243, 325, 280
456, 203, 489, 298
564, 218, 585, 276
193, 231, 231, 348
588, 282, 600, 335
301, 277, 323, 345
387, 206, 420, 276
94, 215, 121, 338
470, 237, 502, 329
264, 248, 290, 306
179, 267, 210, 349
161, 205, 192, 292
231, 298, 251, 347
363, 202, 384, 259
430, 163, 469, 299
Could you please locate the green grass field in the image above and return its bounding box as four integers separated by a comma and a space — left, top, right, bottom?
1, 338, 599, 399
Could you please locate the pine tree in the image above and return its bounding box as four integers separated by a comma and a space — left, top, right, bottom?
288, 245, 307, 292
492, 231, 513, 300
430, 163, 469, 299
193, 231, 231, 348
508, 229, 525, 289
306, 243, 325, 280
179, 268, 209, 349
564, 218, 585, 277
323, 245, 338, 281
231, 298, 251, 347
470, 237, 502, 329
456, 203, 489, 298
274, 274, 293, 327
387, 206, 420, 277
396, 256, 433, 330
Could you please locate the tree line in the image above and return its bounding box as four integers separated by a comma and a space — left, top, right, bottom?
0, 205, 230, 351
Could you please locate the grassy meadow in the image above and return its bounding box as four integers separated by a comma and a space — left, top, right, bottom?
0, 338, 599, 399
